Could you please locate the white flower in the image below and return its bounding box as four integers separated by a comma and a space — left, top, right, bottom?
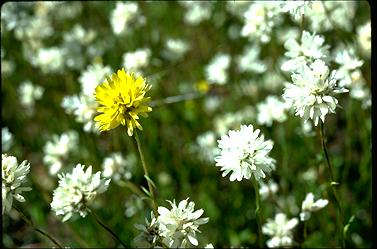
157, 198, 209, 248
195, 131, 219, 163
102, 153, 136, 183
79, 63, 112, 96
134, 211, 161, 248
257, 96, 288, 127
241, 3, 281, 43
51, 164, 110, 222
205, 53, 231, 85
110, 2, 139, 35
333, 46, 364, 87
2, 154, 31, 214
262, 213, 298, 248
237, 44, 266, 73
2, 127, 14, 152
259, 180, 278, 200
300, 193, 328, 221
43, 131, 79, 175
180, 2, 212, 25
32, 47, 65, 73
283, 59, 348, 126
163, 38, 190, 61
215, 124, 276, 182
122, 48, 151, 74
281, 30, 330, 72
18, 81, 44, 112
357, 21, 371, 56
281, 1, 312, 21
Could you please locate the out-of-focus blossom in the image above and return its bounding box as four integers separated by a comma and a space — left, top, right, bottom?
205, 53, 231, 85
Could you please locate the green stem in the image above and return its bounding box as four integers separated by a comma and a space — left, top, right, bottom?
251, 175, 264, 248
319, 121, 345, 248
134, 130, 158, 217
14, 206, 63, 248
89, 208, 127, 248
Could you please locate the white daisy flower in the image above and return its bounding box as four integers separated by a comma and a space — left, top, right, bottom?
215, 124, 276, 182
51, 164, 110, 222
205, 53, 231, 85
2, 154, 31, 214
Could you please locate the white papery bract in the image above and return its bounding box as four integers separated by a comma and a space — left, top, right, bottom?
262, 213, 298, 248
51, 164, 110, 222
2, 154, 31, 214
215, 124, 276, 182
300, 192, 328, 221
283, 59, 348, 126
157, 198, 209, 248
281, 30, 330, 72
43, 131, 79, 175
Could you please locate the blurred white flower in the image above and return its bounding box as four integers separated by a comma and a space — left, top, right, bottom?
51, 164, 110, 222
283, 59, 348, 126
280, 1, 312, 21
300, 193, 328, 221
2, 154, 31, 214
32, 47, 65, 73
333, 46, 364, 87
157, 198, 209, 248
262, 213, 298, 248
124, 194, 144, 218
110, 2, 139, 35
2, 127, 14, 152
79, 63, 112, 96
241, 2, 282, 43
237, 44, 266, 73
134, 211, 161, 247
281, 30, 330, 72
195, 131, 220, 163
163, 38, 190, 61
257, 95, 288, 127
215, 124, 276, 182
122, 48, 151, 74
259, 180, 278, 200
102, 153, 136, 183
43, 131, 79, 175
180, 1, 212, 25
63, 24, 97, 46
357, 21, 371, 57
18, 81, 44, 113
204, 243, 214, 248
205, 53, 231, 85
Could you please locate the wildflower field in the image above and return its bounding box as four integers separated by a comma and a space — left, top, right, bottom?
1, 1, 372, 248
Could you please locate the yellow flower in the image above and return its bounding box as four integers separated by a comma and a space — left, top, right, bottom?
94, 68, 152, 136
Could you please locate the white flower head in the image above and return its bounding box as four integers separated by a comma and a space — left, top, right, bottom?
51, 164, 110, 222
283, 59, 348, 126
122, 48, 151, 75
163, 38, 190, 61
195, 131, 219, 163
237, 44, 267, 74
281, 1, 313, 21
333, 46, 364, 87
110, 2, 139, 35
18, 81, 44, 110
43, 131, 79, 175
215, 124, 276, 182
262, 213, 298, 248
357, 21, 371, 56
257, 95, 289, 127
300, 193, 328, 221
2, 154, 32, 214
102, 153, 136, 183
79, 63, 112, 96
259, 179, 278, 200
180, 2, 212, 25
281, 30, 330, 72
157, 198, 209, 248
2, 127, 14, 152
205, 53, 231, 85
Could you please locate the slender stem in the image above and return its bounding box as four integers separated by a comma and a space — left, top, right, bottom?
304, 221, 307, 241
14, 206, 63, 248
134, 130, 158, 217
319, 121, 345, 248
89, 208, 127, 248
251, 175, 264, 248
149, 92, 203, 107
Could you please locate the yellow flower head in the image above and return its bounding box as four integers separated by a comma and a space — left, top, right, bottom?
94, 68, 152, 136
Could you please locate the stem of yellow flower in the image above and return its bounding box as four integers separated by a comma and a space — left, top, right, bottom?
14, 206, 63, 249
251, 175, 264, 248
88, 208, 127, 248
149, 92, 203, 107
319, 121, 345, 248
134, 130, 159, 217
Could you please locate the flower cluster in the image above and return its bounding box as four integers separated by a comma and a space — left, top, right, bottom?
300, 193, 328, 221
51, 164, 110, 222
215, 124, 276, 181
2, 154, 31, 214
262, 213, 298, 248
